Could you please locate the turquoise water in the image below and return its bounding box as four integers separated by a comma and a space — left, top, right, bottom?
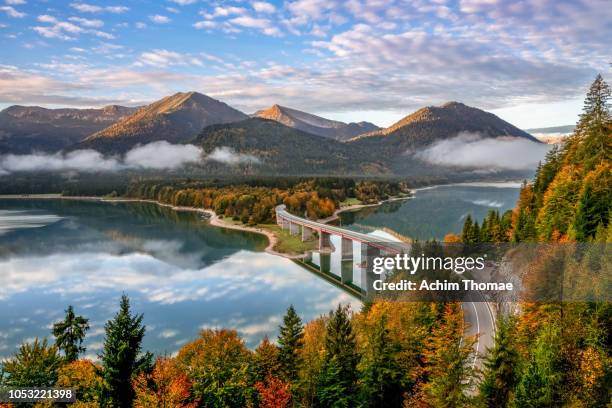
339, 182, 521, 240
0, 199, 358, 358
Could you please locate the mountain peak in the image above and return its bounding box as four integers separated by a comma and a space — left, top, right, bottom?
80, 91, 248, 152
253, 104, 380, 141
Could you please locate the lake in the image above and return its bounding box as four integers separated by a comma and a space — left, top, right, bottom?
0, 199, 359, 359
0, 182, 520, 358
340, 182, 522, 240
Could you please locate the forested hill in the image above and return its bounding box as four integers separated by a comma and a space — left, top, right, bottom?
451, 75, 611, 408
513, 74, 611, 242
349, 101, 539, 154
192, 118, 390, 175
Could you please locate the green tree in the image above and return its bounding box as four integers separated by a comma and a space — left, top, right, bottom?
423, 303, 475, 408
360, 315, 405, 408
479, 314, 520, 408
0, 338, 62, 388
52, 305, 90, 362
277, 305, 304, 382
513, 324, 563, 408
98, 295, 152, 408
317, 305, 359, 408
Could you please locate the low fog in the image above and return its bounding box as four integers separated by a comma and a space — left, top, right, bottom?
0, 141, 203, 175
206, 147, 261, 165
416, 132, 551, 171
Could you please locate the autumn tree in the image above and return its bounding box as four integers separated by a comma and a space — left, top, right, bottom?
0, 338, 62, 387
133, 356, 196, 408
56, 359, 104, 403
422, 303, 475, 408
98, 295, 152, 408
52, 305, 90, 362
255, 336, 281, 380
255, 376, 292, 408
176, 329, 256, 407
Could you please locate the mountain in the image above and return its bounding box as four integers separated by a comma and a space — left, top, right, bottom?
0, 105, 137, 154
253, 104, 380, 141
79, 92, 248, 153
192, 118, 389, 175
350, 102, 539, 154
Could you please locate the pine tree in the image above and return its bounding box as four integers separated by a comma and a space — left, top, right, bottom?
317, 304, 359, 408
98, 295, 152, 408
462, 215, 474, 243
513, 324, 563, 407
277, 305, 304, 382
52, 305, 90, 362
360, 315, 405, 408
479, 314, 519, 408
573, 74, 611, 169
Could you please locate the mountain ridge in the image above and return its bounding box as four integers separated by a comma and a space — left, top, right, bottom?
253, 104, 380, 141
78, 91, 248, 152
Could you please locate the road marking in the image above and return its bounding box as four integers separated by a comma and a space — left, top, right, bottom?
471, 301, 480, 369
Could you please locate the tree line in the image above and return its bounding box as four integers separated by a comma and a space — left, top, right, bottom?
126, 178, 410, 225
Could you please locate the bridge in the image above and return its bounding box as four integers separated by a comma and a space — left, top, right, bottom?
275, 204, 410, 289
275, 204, 495, 372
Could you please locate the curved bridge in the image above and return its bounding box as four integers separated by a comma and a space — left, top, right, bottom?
275, 204, 495, 372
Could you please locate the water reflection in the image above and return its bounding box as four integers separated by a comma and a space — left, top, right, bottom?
0, 199, 359, 358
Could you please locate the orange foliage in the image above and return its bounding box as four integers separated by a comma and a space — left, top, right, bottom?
133, 356, 196, 408
255, 376, 291, 408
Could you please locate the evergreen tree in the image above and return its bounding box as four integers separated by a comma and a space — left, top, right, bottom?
360, 315, 405, 408
277, 305, 304, 382
317, 305, 359, 408
513, 324, 563, 408
98, 295, 152, 408
52, 305, 90, 362
480, 314, 520, 408
462, 215, 474, 243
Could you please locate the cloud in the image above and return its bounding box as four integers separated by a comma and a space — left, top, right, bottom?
68, 16, 104, 28
228, 15, 280, 36
252, 1, 276, 14
0, 142, 203, 174
123, 141, 202, 169
170, 0, 197, 4
149, 14, 171, 24
0, 5, 25, 18
206, 147, 260, 165
69, 3, 128, 13
415, 132, 551, 170
5, 0, 26, 5
137, 49, 203, 67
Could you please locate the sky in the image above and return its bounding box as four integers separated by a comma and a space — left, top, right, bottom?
0, 0, 610, 129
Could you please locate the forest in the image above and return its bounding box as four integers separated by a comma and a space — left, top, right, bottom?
0, 75, 610, 407
125, 178, 411, 224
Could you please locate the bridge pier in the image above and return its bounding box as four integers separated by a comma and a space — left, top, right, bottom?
319, 231, 332, 250
289, 222, 300, 236
341, 238, 353, 260
361, 243, 381, 292
301, 225, 314, 241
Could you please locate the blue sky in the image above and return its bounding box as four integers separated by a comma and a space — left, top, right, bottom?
0, 0, 610, 128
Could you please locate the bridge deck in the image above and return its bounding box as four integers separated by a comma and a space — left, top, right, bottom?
276, 205, 408, 253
